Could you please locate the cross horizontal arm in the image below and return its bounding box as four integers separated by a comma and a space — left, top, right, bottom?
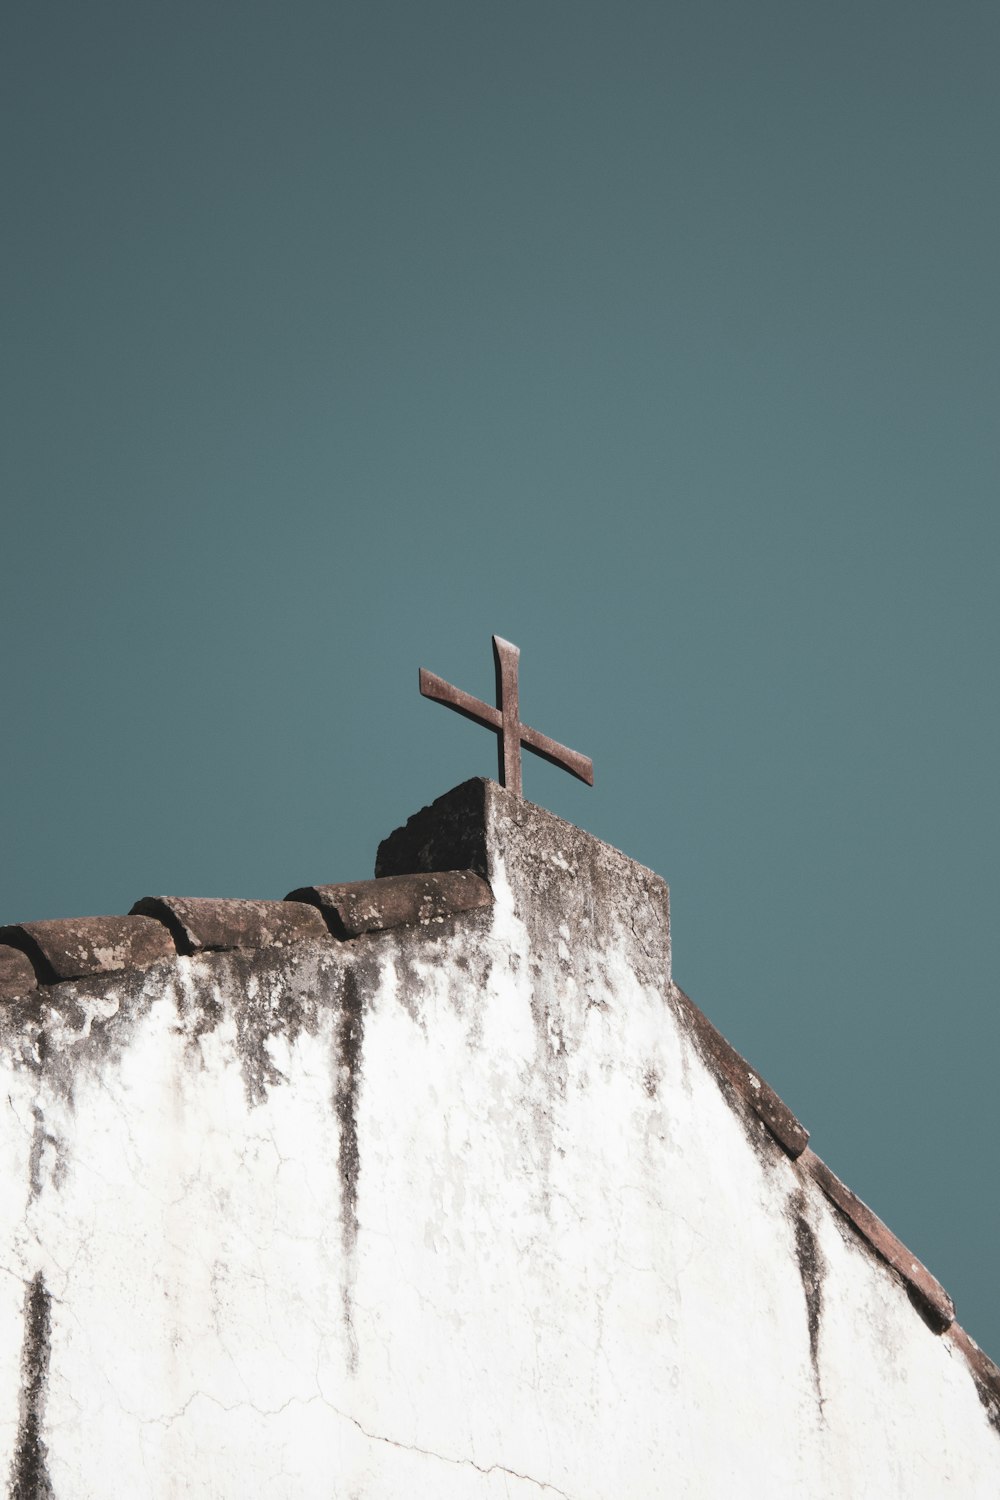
420, 667, 593, 787
519, 723, 594, 786
419, 669, 501, 732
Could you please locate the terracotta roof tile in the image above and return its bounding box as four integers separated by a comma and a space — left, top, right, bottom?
0, 944, 39, 1002
0, 915, 176, 983
286, 870, 493, 938
130, 896, 329, 955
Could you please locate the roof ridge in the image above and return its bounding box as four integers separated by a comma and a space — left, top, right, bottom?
0, 871, 493, 996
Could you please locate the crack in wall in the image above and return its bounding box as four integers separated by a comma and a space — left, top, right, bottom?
340, 1405, 576, 1500
124, 1387, 575, 1499
7, 1271, 54, 1500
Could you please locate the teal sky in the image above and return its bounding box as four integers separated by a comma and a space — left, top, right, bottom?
4, 3, 999, 1356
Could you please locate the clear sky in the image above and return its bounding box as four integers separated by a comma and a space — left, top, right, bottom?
4, 2, 999, 1358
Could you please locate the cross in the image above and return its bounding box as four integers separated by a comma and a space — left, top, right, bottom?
418, 635, 594, 799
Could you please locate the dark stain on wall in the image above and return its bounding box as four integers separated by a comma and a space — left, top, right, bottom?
384, 915, 494, 1039
199, 951, 311, 1106
8, 1272, 54, 1500
0, 1003, 42, 1078
335, 965, 365, 1373
27, 1107, 65, 1201
335, 967, 364, 1252
174, 948, 337, 1107
790, 1191, 825, 1402
976, 1383, 1000, 1438
4, 969, 161, 1122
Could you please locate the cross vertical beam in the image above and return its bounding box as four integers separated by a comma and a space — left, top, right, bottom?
493, 636, 522, 797
418, 634, 593, 798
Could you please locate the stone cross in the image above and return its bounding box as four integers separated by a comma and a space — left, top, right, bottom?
419, 635, 594, 798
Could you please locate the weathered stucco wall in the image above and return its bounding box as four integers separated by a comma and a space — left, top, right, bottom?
1, 779, 997, 1498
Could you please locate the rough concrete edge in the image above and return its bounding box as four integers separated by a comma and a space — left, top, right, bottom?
799, 1146, 955, 1332
947, 1323, 1000, 1436
375, 778, 491, 878
482, 776, 666, 884
670, 982, 809, 1158
674, 974, 962, 1352
672, 980, 958, 1334
375, 777, 667, 890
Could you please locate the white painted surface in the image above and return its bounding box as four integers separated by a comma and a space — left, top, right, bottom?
1, 787, 997, 1496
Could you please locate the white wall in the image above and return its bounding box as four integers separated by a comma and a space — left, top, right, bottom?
1, 781, 996, 1497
